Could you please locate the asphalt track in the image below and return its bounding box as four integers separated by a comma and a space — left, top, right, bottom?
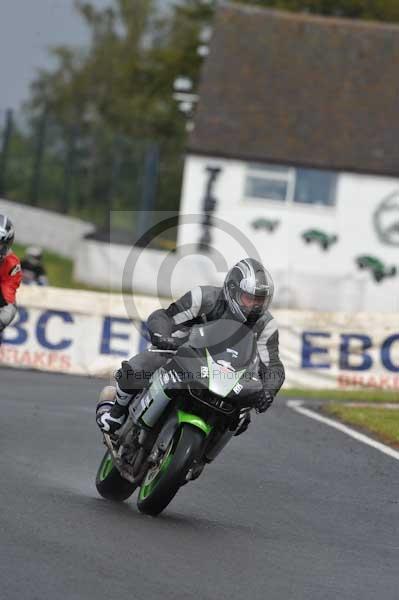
1, 367, 398, 600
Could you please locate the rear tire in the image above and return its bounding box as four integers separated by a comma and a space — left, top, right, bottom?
137, 425, 204, 516
95, 450, 137, 501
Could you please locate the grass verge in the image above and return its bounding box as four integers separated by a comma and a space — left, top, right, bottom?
323, 403, 399, 447
281, 388, 399, 403
13, 243, 110, 292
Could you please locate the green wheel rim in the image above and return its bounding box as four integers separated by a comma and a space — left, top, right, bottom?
139, 440, 175, 501
99, 453, 114, 482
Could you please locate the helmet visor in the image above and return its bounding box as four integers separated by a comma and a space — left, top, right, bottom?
238, 290, 267, 312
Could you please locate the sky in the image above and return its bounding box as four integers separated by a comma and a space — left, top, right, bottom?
0, 0, 170, 111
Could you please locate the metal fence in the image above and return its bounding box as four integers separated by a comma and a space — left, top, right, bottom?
0, 108, 184, 234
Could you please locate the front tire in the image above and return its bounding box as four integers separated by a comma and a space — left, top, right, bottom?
137, 425, 204, 516
95, 450, 137, 501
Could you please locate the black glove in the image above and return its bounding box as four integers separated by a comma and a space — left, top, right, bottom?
150, 332, 179, 351
255, 390, 274, 413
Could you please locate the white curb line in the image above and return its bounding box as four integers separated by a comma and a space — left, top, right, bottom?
287, 399, 399, 462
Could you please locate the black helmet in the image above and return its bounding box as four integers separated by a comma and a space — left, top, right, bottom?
223, 258, 274, 323
0, 214, 15, 262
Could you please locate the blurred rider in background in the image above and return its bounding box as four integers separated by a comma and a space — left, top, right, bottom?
21, 246, 48, 286
0, 214, 21, 341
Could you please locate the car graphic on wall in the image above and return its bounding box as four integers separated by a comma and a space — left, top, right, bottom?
302, 229, 338, 250
355, 255, 397, 283
251, 218, 280, 232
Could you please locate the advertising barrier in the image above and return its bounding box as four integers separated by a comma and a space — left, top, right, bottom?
1, 287, 398, 389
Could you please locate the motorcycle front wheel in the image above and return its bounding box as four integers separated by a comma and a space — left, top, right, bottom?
137, 425, 204, 516
95, 450, 137, 501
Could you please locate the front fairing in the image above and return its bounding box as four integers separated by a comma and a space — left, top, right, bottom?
169, 319, 262, 403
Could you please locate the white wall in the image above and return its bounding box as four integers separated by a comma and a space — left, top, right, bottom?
178, 155, 399, 313
74, 238, 224, 298
0, 198, 95, 258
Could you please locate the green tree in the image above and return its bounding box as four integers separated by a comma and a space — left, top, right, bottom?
23, 0, 215, 220
28, 0, 211, 139
232, 0, 399, 21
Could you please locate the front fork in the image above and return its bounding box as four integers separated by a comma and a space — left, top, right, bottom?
153, 409, 213, 455
203, 408, 251, 462
155, 408, 250, 467
126, 378, 249, 480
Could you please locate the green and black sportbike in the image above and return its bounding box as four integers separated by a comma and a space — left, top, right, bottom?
95, 319, 263, 516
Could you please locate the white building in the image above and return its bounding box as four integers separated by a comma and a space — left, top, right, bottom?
178, 4, 399, 313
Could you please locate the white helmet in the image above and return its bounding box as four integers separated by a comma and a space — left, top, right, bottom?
26, 246, 43, 263
0, 214, 15, 262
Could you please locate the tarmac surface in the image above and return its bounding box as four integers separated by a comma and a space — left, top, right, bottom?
1, 367, 398, 600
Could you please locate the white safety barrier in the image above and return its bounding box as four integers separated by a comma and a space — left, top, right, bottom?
1, 287, 398, 390
0, 198, 94, 258
74, 237, 399, 313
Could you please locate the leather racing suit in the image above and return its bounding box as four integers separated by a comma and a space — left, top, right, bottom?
0, 252, 22, 337
115, 285, 285, 407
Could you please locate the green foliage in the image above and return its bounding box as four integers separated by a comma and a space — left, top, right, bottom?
28, 0, 209, 141
14, 0, 214, 224
233, 0, 399, 21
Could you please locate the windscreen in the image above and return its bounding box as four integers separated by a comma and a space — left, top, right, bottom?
188, 318, 256, 369
172, 319, 258, 398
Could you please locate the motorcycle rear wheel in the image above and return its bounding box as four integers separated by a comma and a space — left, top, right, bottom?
137, 425, 204, 516
95, 450, 137, 501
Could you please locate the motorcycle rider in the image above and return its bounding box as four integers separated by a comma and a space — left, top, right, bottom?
21, 246, 48, 286
97, 258, 285, 435
0, 215, 21, 340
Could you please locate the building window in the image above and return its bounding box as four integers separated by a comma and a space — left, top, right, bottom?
294, 168, 337, 206
244, 163, 295, 202
245, 163, 337, 207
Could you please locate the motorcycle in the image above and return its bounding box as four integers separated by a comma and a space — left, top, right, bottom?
95, 318, 263, 516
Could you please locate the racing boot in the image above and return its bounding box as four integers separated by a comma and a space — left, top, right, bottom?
96, 385, 130, 435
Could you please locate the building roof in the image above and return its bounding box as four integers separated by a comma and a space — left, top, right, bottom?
189, 3, 399, 176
